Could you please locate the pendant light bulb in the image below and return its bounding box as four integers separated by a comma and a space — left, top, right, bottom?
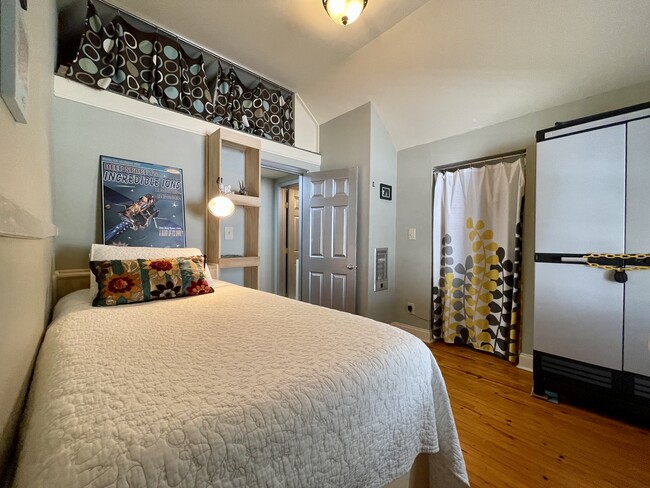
322, 0, 368, 26
208, 195, 235, 218
208, 178, 235, 218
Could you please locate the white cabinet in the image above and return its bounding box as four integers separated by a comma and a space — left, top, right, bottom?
535, 125, 626, 254
533, 105, 650, 421
624, 118, 650, 377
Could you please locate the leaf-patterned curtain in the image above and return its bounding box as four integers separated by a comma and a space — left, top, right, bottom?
66, 1, 215, 121
432, 159, 525, 363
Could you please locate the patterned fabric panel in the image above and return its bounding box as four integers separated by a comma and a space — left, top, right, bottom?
66, 1, 119, 90
65, 1, 295, 145
111, 16, 156, 101
221, 69, 295, 145
90, 256, 214, 306
67, 1, 215, 121
151, 34, 215, 118
431, 160, 525, 363
212, 64, 234, 126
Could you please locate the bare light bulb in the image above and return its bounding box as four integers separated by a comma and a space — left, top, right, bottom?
207, 195, 235, 218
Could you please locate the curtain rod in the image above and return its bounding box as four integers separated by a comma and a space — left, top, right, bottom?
92, 0, 293, 95
432, 149, 526, 174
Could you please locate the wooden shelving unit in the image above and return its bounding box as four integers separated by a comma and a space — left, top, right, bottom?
227, 194, 261, 207
206, 128, 261, 289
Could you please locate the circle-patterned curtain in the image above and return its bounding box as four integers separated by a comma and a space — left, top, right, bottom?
65, 0, 294, 145
213, 66, 295, 145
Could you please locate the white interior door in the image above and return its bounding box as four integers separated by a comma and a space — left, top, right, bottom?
301, 168, 358, 313
536, 125, 626, 254
287, 186, 300, 300
624, 118, 650, 376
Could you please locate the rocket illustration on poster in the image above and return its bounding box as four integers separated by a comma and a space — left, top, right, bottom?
100, 156, 186, 247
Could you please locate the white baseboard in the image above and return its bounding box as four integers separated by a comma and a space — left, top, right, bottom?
517, 353, 533, 372
391, 322, 433, 343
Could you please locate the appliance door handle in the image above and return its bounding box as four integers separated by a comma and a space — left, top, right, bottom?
560, 257, 588, 264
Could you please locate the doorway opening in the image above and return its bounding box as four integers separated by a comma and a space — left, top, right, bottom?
279, 183, 300, 299
258, 165, 302, 299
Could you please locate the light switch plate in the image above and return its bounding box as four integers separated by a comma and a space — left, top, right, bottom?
408, 228, 416, 240
224, 227, 234, 240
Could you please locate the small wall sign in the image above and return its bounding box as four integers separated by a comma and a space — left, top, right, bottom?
380, 183, 392, 201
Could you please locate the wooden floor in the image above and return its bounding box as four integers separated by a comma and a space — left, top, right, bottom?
428, 342, 650, 487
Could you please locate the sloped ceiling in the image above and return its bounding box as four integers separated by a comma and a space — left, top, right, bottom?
60, 0, 650, 150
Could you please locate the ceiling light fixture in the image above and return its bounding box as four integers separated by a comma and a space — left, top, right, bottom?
207, 178, 235, 218
322, 0, 368, 26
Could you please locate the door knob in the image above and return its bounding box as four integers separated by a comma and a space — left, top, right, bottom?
346, 264, 357, 270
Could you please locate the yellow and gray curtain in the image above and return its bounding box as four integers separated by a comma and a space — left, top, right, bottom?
432, 159, 525, 363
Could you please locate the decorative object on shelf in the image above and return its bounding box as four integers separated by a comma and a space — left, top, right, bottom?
322, 0, 368, 26
66, 1, 214, 120
1, 0, 29, 124
236, 181, 248, 196
100, 155, 187, 247
379, 183, 392, 200
207, 177, 236, 218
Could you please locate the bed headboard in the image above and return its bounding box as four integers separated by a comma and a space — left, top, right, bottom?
52, 269, 90, 303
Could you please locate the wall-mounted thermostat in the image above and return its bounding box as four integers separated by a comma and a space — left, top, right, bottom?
374, 248, 388, 291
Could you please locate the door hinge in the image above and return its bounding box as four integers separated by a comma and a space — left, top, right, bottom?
284, 248, 289, 254
284, 202, 289, 209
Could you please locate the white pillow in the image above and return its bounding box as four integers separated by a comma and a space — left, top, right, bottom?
89, 244, 214, 299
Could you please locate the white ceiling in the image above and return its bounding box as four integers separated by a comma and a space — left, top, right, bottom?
65, 0, 650, 150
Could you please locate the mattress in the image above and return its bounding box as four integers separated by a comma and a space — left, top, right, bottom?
13, 283, 468, 487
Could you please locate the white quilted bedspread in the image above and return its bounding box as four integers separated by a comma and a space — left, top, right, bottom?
14, 284, 468, 488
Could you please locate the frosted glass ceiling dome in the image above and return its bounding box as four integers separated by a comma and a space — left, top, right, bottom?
322, 0, 368, 26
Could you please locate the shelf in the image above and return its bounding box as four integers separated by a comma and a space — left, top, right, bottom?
207, 128, 261, 289
218, 256, 260, 269
228, 194, 261, 207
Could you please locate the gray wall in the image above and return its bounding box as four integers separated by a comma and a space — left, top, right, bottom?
219, 146, 246, 286
52, 97, 206, 269
319, 103, 370, 315
0, 2, 57, 482
319, 102, 398, 323
395, 80, 650, 355
367, 106, 397, 322
320, 104, 371, 317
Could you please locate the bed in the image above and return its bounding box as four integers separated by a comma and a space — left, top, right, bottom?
12, 279, 468, 487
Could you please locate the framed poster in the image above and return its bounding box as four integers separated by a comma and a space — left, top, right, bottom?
100, 156, 186, 247
1, 0, 29, 123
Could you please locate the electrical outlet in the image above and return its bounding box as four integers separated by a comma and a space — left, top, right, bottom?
407, 302, 414, 314
224, 227, 234, 240
408, 228, 416, 240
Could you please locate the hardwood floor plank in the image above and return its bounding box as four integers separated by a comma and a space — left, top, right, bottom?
428, 342, 650, 487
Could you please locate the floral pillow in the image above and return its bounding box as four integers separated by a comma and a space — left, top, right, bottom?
90, 255, 214, 306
